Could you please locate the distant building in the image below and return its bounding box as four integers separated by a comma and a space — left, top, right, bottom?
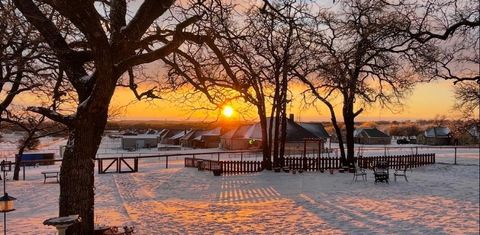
121, 134, 159, 150
354, 128, 391, 145
159, 129, 183, 144
166, 130, 188, 145
299, 122, 330, 139
455, 126, 479, 145
220, 125, 258, 150
197, 127, 222, 148
220, 116, 327, 150
180, 130, 205, 148
417, 127, 451, 145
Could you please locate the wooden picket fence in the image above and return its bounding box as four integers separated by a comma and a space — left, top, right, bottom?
221, 160, 263, 174
185, 153, 435, 175
356, 153, 435, 169
185, 157, 263, 175
283, 153, 435, 171
284, 156, 341, 171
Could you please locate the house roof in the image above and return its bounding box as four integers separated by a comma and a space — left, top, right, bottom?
299, 123, 330, 138
168, 131, 187, 140
180, 130, 204, 141
122, 134, 159, 140
354, 128, 390, 138
202, 127, 222, 136
424, 127, 450, 138
221, 118, 320, 142
467, 126, 479, 138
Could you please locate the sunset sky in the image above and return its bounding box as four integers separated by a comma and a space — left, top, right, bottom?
109, 79, 466, 122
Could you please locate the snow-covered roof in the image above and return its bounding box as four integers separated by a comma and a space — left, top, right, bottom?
221, 118, 319, 142
467, 126, 479, 138
181, 130, 206, 141
168, 131, 187, 140
299, 123, 330, 138
122, 134, 159, 140
202, 127, 222, 136
354, 128, 390, 138
424, 127, 450, 138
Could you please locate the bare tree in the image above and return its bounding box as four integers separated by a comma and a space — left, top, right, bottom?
1, 0, 71, 180
11, 0, 203, 233
454, 81, 480, 119
297, 0, 421, 165
395, 0, 479, 84
163, 0, 315, 168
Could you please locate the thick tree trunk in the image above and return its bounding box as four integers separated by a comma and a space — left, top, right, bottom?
331, 118, 346, 163
272, 106, 281, 167
61, 109, 107, 235
13, 144, 27, 180
343, 103, 356, 167
278, 90, 287, 167
258, 111, 271, 170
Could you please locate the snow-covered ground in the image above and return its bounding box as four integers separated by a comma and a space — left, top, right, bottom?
1, 133, 479, 234
4, 157, 479, 234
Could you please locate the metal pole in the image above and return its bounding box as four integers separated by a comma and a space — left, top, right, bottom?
4, 212, 6, 235
454, 147, 457, 165
3, 167, 5, 194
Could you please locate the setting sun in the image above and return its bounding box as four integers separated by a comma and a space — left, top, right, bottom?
222, 105, 234, 117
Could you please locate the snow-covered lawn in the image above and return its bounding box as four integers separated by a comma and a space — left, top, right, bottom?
6, 159, 479, 234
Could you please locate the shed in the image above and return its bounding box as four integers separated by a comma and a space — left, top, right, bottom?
121, 134, 159, 150
354, 128, 391, 145
417, 127, 451, 145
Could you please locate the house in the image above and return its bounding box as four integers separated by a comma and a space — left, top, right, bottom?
198, 127, 222, 148
220, 125, 259, 150
159, 129, 184, 144
417, 127, 451, 145
165, 130, 188, 145
354, 128, 391, 145
455, 126, 479, 145
299, 122, 330, 139
220, 116, 326, 150
180, 130, 206, 148
121, 134, 159, 150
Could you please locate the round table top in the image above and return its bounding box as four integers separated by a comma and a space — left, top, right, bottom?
43, 215, 81, 226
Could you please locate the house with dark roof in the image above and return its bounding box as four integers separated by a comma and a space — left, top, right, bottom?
417, 127, 451, 145
299, 123, 330, 139
220, 117, 327, 150
453, 125, 478, 145
354, 128, 391, 145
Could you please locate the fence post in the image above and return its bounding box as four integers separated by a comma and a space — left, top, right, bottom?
415, 146, 418, 155
166, 156, 169, 168
241, 152, 243, 162
217, 152, 220, 162
454, 147, 457, 165
98, 159, 102, 174
23, 164, 25, 180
